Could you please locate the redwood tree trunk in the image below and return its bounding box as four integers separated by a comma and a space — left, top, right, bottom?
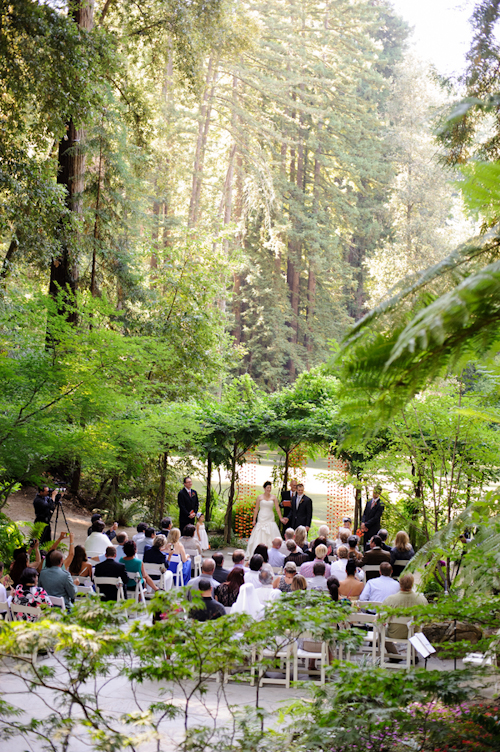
50, 0, 94, 316
205, 451, 212, 522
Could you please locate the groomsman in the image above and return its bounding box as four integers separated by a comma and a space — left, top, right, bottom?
284, 482, 313, 532
178, 476, 199, 534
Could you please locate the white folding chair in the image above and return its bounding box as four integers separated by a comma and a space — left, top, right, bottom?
294, 632, 330, 684
224, 606, 232, 614
0, 601, 11, 621
10, 603, 42, 621
363, 565, 381, 580
255, 636, 295, 688
173, 560, 185, 587
393, 559, 409, 577
193, 555, 202, 578
75, 585, 94, 597
94, 576, 125, 602
379, 617, 416, 669
48, 596, 66, 611
127, 572, 146, 605
143, 563, 167, 592
346, 612, 379, 663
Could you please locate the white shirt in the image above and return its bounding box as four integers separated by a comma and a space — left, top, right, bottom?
244, 570, 262, 589
268, 548, 285, 567
84, 532, 111, 557
256, 587, 281, 605
0, 582, 7, 603
359, 575, 400, 603
330, 559, 348, 582
137, 536, 154, 555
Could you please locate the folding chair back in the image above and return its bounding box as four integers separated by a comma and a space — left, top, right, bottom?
94, 576, 125, 602
143, 563, 166, 592
75, 585, 94, 597
379, 616, 415, 669
10, 603, 42, 621
193, 555, 202, 578
0, 601, 11, 621
48, 596, 66, 610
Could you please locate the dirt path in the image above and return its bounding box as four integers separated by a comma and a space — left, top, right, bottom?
3, 488, 136, 546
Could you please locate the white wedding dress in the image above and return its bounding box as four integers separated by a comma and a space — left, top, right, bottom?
247, 497, 281, 557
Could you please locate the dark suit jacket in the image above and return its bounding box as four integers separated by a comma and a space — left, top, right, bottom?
213, 565, 229, 584
178, 487, 199, 534
94, 559, 128, 601
361, 499, 384, 543
361, 547, 391, 580
286, 494, 313, 529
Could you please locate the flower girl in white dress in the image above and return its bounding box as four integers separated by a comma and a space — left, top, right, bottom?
195, 512, 210, 550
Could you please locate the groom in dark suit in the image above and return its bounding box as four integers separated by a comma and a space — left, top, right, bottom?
284, 482, 313, 532
178, 476, 199, 534
361, 485, 385, 550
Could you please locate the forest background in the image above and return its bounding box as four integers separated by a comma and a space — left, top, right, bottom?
3, 0, 500, 566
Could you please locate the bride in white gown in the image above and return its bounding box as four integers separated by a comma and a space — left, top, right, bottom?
247, 482, 286, 557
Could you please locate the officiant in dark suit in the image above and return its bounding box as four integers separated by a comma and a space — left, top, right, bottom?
280, 478, 297, 535
361, 485, 385, 550
178, 476, 199, 533
283, 482, 313, 532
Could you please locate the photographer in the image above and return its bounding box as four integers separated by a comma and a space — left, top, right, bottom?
33, 486, 61, 544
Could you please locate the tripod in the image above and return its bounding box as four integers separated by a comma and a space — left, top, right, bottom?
53, 500, 70, 539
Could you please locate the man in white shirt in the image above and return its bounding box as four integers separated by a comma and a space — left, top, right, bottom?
268, 538, 285, 568
137, 527, 155, 555
359, 562, 400, 603
256, 567, 281, 605
306, 561, 328, 590
330, 545, 349, 582
84, 521, 112, 559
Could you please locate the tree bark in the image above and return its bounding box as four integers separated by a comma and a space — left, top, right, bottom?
155, 451, 168, 523
50, 0, 95, 318
0, 238, 18, 287
188, 58, 216, 227
205, 451, 212, 522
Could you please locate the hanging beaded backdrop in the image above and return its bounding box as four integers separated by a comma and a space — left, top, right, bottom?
234, 449, 257, 540
326, 455, 354, 535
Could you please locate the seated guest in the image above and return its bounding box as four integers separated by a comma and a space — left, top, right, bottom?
133, 523, 148, 543
347, 535, 363, 564
244, 554, 263, 588
326, 576, 340, 602
307, 561, 329, 591
188, 558, 219, 591
279, 529, 303, 555
141, 527, 156, 554
0, 561, 7, 604
300, 544, 331, 578
338, 560, 364, 600
330, 546, 349, 582
359, 561, 400, 603
43, 531, 75, 572
253, 544, 269, 563
231, 549, 249, 572
38, 550, 77, 609
362, 535, 391, 580
267, 538, 285, 568
120, 540, 159, 594
114, 532, 128, 562
291, 574, 307, 591
180, 524, 203, 559
378, 529, 392, 553
158, 517, 172, 536
294, 526, 309, 554
256, 567, 281, 605
318, 525, 336, 554
87, 513, 102, 536
304, 536, 329, 562
232, 582, 263, 619
68, 545, 93, 579
12, 567, 51, 619
390, 531, 415, 577
10, 543, 41, 587
212, 553, 229, 584
283, 540, 308, 567
85, 521, 111, 559
273, 561, 297, 592
216, 568, 244, 607
94, 547, 128, 601
189, 578, 225, 621
143, 535, 168, 565
165, 528, 188, 563
383, 574, 428, 639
